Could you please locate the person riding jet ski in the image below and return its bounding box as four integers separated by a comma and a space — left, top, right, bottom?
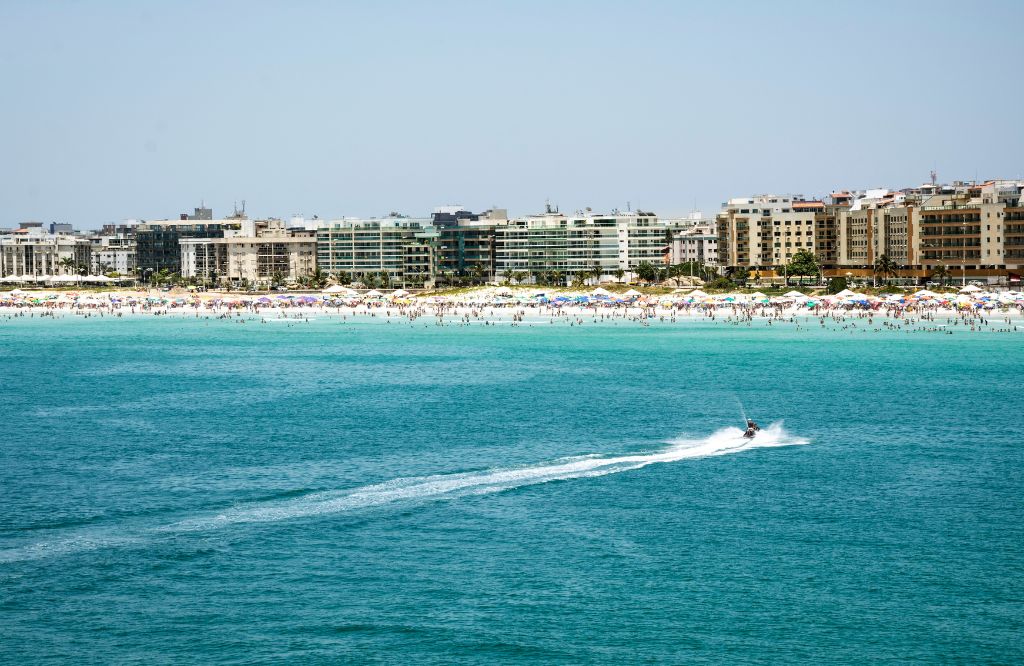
743, 419, 760, 439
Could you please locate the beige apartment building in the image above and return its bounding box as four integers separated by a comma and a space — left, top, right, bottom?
180, 219, 317, 286
717, 180, 1024, 284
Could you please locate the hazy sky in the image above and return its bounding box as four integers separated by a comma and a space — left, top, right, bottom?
2, 0, 1022, 229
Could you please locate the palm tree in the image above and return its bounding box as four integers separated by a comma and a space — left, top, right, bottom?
58, 257, 76, 275
613, 268, 625, 284
873, 254, 899, 286
471, 263, 485, 285
931, 263, 951, 287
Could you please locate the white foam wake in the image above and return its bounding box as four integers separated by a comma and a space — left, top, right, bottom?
176, 422, 808, 528
1, 423, 807, 562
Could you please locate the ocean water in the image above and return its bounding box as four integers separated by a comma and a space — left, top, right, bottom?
1, 314, 1022, 663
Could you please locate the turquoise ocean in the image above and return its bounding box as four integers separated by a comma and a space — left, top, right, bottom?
2, 315, 1022, 663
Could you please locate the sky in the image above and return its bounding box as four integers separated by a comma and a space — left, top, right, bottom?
1, 0, 1022, 229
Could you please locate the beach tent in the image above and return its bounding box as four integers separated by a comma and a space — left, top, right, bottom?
834, 288, 856, 298
622, 289, 642, 297
688, 290, 709, 299
783, 290, 807, 298
390, 289, 410, 298
959, 284, 982, 293
364, 289, 384, 298
591, 287, 612, 297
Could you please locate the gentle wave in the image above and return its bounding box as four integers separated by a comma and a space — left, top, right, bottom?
0, 424, 807, 562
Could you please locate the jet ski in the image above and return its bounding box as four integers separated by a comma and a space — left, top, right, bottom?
742, 419, 760, 439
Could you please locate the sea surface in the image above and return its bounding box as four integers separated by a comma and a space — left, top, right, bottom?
2, 314, 1022, 663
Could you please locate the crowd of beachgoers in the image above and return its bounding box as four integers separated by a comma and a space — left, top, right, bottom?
2, 285, 1022, 334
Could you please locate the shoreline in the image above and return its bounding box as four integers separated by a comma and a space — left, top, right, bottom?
3, 287, 1022, 334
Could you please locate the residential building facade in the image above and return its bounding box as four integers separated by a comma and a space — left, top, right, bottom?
180, 219, 317, 286
315, 217, 432, 287
0, 227, 92, 278
716, 180, 1024, 283
669, 223, 718, 266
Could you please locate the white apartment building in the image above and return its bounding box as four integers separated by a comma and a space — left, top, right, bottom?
0, 227, 92, 278
670, 223, 718, 266
90, 233, 136, 275
495, 209, 687, 283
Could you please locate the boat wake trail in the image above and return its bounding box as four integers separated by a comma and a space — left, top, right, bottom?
1, 424, 807, 562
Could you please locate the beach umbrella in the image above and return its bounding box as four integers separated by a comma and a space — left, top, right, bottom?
835, 288, 856, 298
591, 287, 612, 297
622, 289, 642, 298
959, 284, 982, 293
365, 289, 384, 298
783, 290, 807, 298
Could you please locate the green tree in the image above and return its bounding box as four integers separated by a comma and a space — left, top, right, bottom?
635, 261, 658, 284
826, 277, 848, 294
780, 250, 819, 286
471, 264, 485, 285
931, 263, 951, 286
58, 257, 76, 274
873, 254, 899, 285
613, 268, 625, 283
271, 270, 285, 288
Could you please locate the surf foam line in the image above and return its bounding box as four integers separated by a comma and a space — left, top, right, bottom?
1, 423, 807, 562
